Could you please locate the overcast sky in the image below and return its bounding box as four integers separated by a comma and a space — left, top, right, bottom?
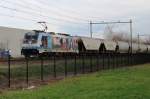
0, 0, 150, 38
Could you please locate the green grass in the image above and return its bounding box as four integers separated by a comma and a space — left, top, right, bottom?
0, 63, 150, 99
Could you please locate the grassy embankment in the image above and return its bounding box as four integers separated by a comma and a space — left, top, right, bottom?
0, 63, 150, 99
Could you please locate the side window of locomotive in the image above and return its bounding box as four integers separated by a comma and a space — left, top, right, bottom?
41, 36, 48, 48
66, 38, 69, 49
23, 33, 39, 44
23, 34, 31, 44
75, 39, 78, 50
69, 38, 73, 49
47, 36, 52, 49
60, 38, 63, 46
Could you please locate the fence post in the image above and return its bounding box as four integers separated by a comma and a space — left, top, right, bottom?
107, 53, 110, 69
120, 53, 123, 67
99, 54, 101, 70
141, 54, 143, 64
53, 54, 56, 78
41, 57, 44, 81
95, 53, 99, 71
116, 53, 118, 68
123, 53, 125, 66
132, 53, 134, 65
147, 53, 149, 63
102, 53, 105, 70
120, 53, 122, 67
121, 53, 123, 67
65, 54, 67, 77
127, 53, 129, 66
82, 53, 85, 74
138, 53, 140, 64
139, 53, 141, 64
118, 53, 120, 67
25, 57, 29, 86
149, 54, 150, 62
131, 53, 133, 66
112, 53, 115, 69
74, 54, 77, 75
135, 54, 137, 65
115, 53, 117, 68
90, 53, 93, 72
124, 53, 127, 67
8, 55, 11, 88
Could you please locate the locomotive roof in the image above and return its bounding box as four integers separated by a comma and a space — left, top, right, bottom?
33, 30, 45, 33
56, 33, 70, 36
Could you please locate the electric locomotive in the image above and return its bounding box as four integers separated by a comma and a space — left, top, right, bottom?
21, 30, 79, 57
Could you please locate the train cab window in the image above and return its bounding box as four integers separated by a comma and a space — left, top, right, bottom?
41, 36, 48, 48
24, 33, 38, 44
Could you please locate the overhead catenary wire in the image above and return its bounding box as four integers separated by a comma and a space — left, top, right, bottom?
21, 0, 89, 21
2, 0, 89, 23
33, 0, 89, 21
0, 4, 88, 25
37, 0, 94, 20
0, 12, 51, 24
0, 0, 90, 33
40, 0, 111, 21
0, 12, 89, 31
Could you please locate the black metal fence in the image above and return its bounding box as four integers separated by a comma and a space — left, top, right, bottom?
0, 53, 150, 89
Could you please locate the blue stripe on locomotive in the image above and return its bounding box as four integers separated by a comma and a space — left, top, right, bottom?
47, 36, 52, 49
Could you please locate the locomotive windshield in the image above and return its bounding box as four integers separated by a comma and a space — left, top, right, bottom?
23, 32, 39, 44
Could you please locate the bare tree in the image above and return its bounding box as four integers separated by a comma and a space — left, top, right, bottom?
145, 36, 150, 44
104, 25, 128, 42
104, 25, 139, 43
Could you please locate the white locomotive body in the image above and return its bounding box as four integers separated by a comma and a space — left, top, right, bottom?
21, 31, 78, 56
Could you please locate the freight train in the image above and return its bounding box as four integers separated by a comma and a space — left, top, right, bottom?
21, 30, 150, 57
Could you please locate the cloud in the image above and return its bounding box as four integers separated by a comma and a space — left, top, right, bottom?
0, 0, 150, 38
